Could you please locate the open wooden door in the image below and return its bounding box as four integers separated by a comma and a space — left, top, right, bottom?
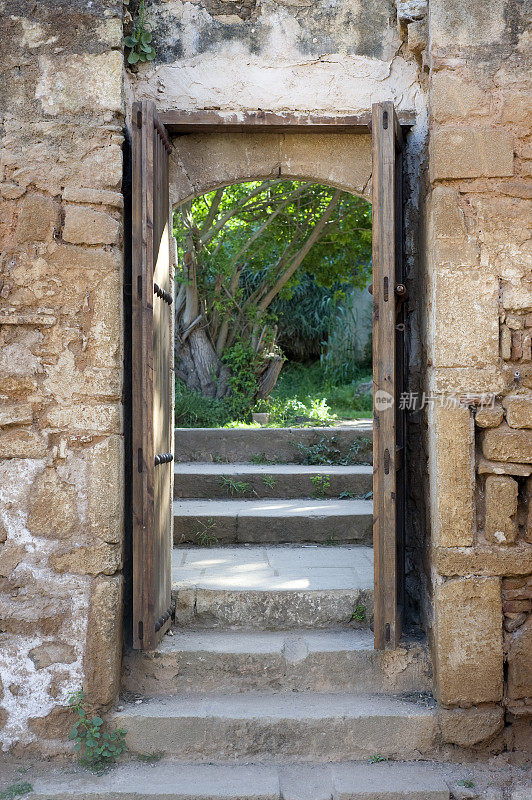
372, 101, 406, 650
131, 100, 174, 650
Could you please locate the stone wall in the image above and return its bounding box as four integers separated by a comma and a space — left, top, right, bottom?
0, 1, 125, 750
425, 0, 532, 752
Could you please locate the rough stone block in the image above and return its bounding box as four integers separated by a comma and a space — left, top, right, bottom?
29, 642, 76, 670
435, 577, 503, 705
280, 134, 372, 198
396, 0, 427, 22
503, 394, 532, 429
481, 425, 532, 463
432, 404, 474, 547
430, 128, 514, 181
0, 182, 25, 200
0, 329, 42, 380
45, 403, 121, 434
28, 706, 71, 740
499, 91, 532, 126
170, 132, 281, 208
407, 19, 426, 57
501, 324, 513, 360
475, 406, 504, 429
47, 242, 121, 274
430, 543, 532, 577
429, 366, 508, 395
63, 206, 120, 245
526, 477, 532, 544
439, 705, 504, 747
44, 350, 120, 403
51, 543, 122, 576
84, 436, 123, 544
0, 429, 47, 459
477, 459, 532, 477
86, 273, 123, 367
429, 0, 506, 47
62, 186, 123, 208
15, 193, 59, 243
432, 268, 499, 368
27, 467, 80, 539
0, 403, 33, 427
84, 574, 123, 706
0, 542, 27, 577
507, 616, 532, 700
429, 186, 478, 267
470, 195, 532, 280
36, 52, 123, 115
485, 476, 518, 545
431, 71, 486, 124
78, 144, 124, 190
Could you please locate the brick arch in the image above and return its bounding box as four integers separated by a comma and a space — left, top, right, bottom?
169, 132, 372, 206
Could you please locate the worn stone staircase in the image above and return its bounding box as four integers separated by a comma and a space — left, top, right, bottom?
31, 425, 448, 799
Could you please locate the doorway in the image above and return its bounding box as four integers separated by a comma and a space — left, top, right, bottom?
129, 104, 407, 651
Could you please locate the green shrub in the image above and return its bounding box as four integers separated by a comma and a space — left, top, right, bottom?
174, 362, 372, 428
175, 381, 232, 427
0, 784, 33, 800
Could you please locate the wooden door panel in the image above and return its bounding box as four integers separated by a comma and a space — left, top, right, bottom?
372, 101, 405, 650
132, 100, 173, 651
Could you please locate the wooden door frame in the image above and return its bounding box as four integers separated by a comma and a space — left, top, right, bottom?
157, 107, 413, 650
159, 109, 414, 135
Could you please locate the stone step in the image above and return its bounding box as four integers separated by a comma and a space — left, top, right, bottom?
27, 760, 450, 799
172, 545, 373, 629
174, 463, 373, 499
112, 693, 438, 762
174, 424, 372, 464
173, 498, 373, 545
123, 628, 432, 696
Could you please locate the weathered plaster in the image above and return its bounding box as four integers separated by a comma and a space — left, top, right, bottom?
127, 0, 424, 118
0, 460, 89, 749
0, 0, 125, 751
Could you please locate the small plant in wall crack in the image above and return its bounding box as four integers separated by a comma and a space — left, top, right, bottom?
220, 476, 251, 496
310, 474, 331, 498
68, 691, 127, 771
124, 0, 156, 65
351, 603, 366, 622
137, 751, 165, 763
262, 474, 276, 489
194, 517, 218, 547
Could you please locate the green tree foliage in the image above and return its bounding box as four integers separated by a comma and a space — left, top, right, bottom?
174, 180, 371, 404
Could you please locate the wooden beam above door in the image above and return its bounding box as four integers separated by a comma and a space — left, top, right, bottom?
159, 109, 416, 135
